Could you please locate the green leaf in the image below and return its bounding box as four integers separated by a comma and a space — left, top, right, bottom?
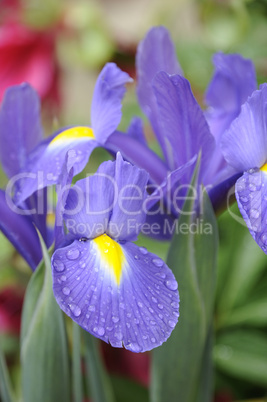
83, 332, 115, 402
151, 165, 218, 402
21, 235, 70, 402
0, 346, 16, 402
110, 375, 148, 402
214, 330, 267, 387
72, 322, 83, 402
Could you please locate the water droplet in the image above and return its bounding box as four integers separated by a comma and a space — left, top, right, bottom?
250, 209, 260, 219
112, 316, 119, 323
54, 260, 65, 272
139, 247, 148, 255
134, 318, 139, 324
88, 305, 95, 312
165, 280, 178, 291
149, 307, 154, 313
240, 196, 248, 203
126, 322, 130, 328
152, 296, 157, 303
171, 301, 179, 309
261, 234, 267, 244
62, 287, 70, 295
67, 249, 80, 260
94, 326, 105, 336
128, 342, 142, 352
134, 255, 139, 260
249, 183, 256, 192
60, 275, 67, 281
151, 337, 156, 343
69, 303, 81, 317
115, 331, 123, 340
150, 320, 156, 325
158, 303, 163, 310
152, 258, 164, 267
137, 301, 143, 308
158, 313, 163, 319
156, 272, 166, 279
168, 320, 176, 328
142, 335, 148, 340
119, 302, 125, 309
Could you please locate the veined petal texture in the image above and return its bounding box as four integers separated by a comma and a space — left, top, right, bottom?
136, 26, 183, 165
221, 84, 267, 172
91, 63, 133, 143
52, 238, 179, 353
0, 83, 43, 178
236, 170, 267, 254
152, 72, 215, 181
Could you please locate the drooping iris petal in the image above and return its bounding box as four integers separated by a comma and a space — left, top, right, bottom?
0, 83, 43, 178
91, 63, 133, 143
236, 170, 267, 253
14, 126, 98, 205
52, 237, 179, 353
63, 160, 116, 239
221, 85, 267, 172
152, 72, 215, 182
0, 189, 41, 269
108, 153, 149, 241
136, 26, 183, 165
205, 52, 256, 140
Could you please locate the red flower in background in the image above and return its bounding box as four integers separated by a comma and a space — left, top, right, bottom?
0, 286, 24, 335
102, 343, 150, 387
0, 0, 60, 108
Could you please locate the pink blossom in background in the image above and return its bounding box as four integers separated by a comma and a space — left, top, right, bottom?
0, 286, 24, 335
0, 21, 60, 107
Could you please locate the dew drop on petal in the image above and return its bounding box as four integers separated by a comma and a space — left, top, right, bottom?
137, 301, 143, 308
165, 280, 178, 291
67, 248, 80, 260
139, 247, 148, 255
60, 275, 67, 282
134, 255, 139, 260
88, 305, 96, 312
112, 316, 119, 323
69, 303, 81, 317
94, 327, 105, 336
128, 342, 142, 352
261, 234, 267, 245
62, 287, 70, 295
171, 301, 179, 309
168, 320, 176, 328
152, 258, 164, 267
152, 296, 158, 303
151, 337, 156, 343
158, 303, 164, 310
54, 260, 65, 272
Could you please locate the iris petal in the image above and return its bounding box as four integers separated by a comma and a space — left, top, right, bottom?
152, 72, 215, 181
91, 63, 133, 143
221, 84, 267, 172
236, 170, 267, 253
52, 239, 179, 352
136, 26, 183, 165
14, 127, 98, 205
0, 83, 43, 178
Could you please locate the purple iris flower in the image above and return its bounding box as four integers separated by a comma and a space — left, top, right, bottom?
11, 63, 132, 206
52, 153, 179, 352
132, 27, 258, 216
221, 84, 267, 254
0, 84, 51, 269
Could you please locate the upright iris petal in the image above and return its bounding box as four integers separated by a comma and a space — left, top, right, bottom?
51, 154, 179, 352
12, 63, 132, 205
221, 84, 267, 254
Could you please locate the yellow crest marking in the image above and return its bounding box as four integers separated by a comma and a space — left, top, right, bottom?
49, 126, 94, 147
93, 234, 125, 285
260, 162, 267, 174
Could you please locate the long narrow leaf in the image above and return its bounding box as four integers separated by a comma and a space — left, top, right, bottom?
72, 322, 83, 402
21, 234, 70, 402
0, 347, 15, 402
83, 332, 115, 402
151, 167, 218, 402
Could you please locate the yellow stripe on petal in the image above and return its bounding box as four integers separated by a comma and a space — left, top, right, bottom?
94, 234, 125, 285
260, 163, 267, 174
49, 127, 95, 148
